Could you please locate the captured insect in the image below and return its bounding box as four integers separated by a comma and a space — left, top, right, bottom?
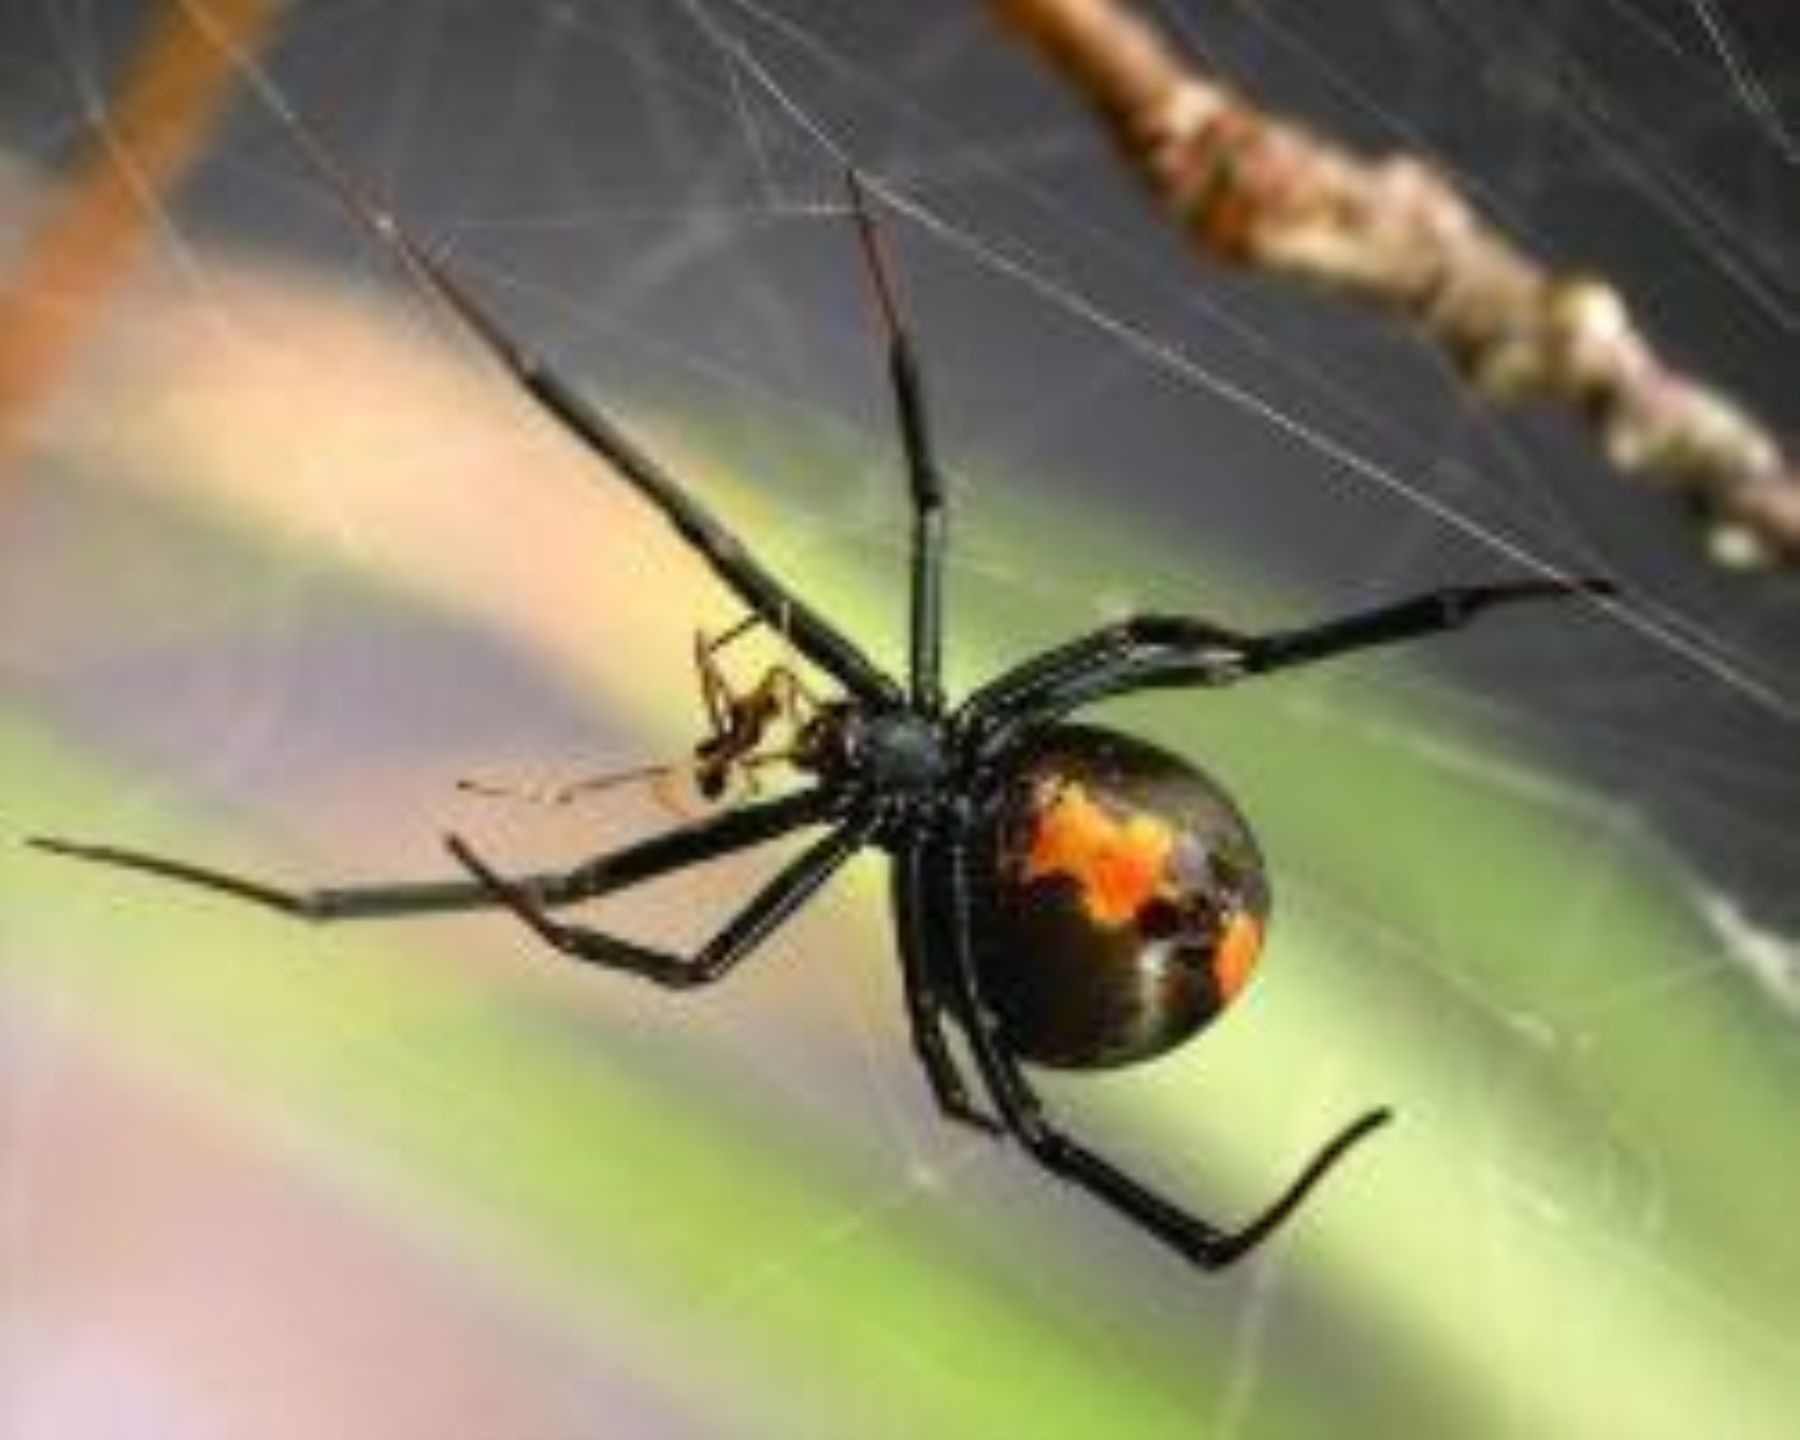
456, 614, 827, 817
28, 97, 1611, 1268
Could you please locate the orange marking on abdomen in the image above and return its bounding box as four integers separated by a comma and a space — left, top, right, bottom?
1023, 782, 1177, 928
1213, 911, 1263, 1001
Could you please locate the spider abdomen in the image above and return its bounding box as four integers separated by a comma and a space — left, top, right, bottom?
962, 725, 1270, 1071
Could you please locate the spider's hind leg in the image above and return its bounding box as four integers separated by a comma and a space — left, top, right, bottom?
893, 844, 1004, 1138
935, 833, 1386, 1269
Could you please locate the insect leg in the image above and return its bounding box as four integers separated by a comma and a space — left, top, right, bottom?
456, 760, 674, 809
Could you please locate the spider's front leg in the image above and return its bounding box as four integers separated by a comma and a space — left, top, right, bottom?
30, 785, 838, 924
847, 171, 948, 717
446, 812, 875, 987
935, 834, 1386, 1269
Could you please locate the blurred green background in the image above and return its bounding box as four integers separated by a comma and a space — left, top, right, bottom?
3, 3, 1797, 1437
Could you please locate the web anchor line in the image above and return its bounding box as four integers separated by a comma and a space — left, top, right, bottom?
175, 0, 1799, 727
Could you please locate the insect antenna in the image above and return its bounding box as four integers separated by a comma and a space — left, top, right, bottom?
454, 761, 676, 810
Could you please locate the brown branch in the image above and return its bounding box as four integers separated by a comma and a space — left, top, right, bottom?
985, 0, 1800, 570
0, 0, 290, 480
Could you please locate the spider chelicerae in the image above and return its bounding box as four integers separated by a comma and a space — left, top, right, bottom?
29, 137, 1610, 1269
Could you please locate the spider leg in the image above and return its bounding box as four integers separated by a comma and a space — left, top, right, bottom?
892, 841, 1004, 1137
964, 576, 1613, 749
847, 171, 948, 716
445, 812, 874, 986
26, 787, 835, 924
960, 613, 1250, 731
1240, 575, 1615, 674
433, 253, 896, 704
258, 93, 896, 706
936, 833, 1387, 1269
24, 835, 534, 921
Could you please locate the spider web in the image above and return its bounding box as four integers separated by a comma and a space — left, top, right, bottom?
3, 2, 1798, 1438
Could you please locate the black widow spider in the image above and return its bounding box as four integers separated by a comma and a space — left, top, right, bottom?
30, 135, 1610, 1269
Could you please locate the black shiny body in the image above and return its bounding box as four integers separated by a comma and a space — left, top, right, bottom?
30, 139, 1611, 1270
952, 724, 1268, 1070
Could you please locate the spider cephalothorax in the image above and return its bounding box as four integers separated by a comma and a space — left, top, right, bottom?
29, 146, 1610, 1269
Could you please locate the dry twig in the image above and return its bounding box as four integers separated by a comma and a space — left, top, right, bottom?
986, 0, 1799, 569
0, 0, 289, 477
